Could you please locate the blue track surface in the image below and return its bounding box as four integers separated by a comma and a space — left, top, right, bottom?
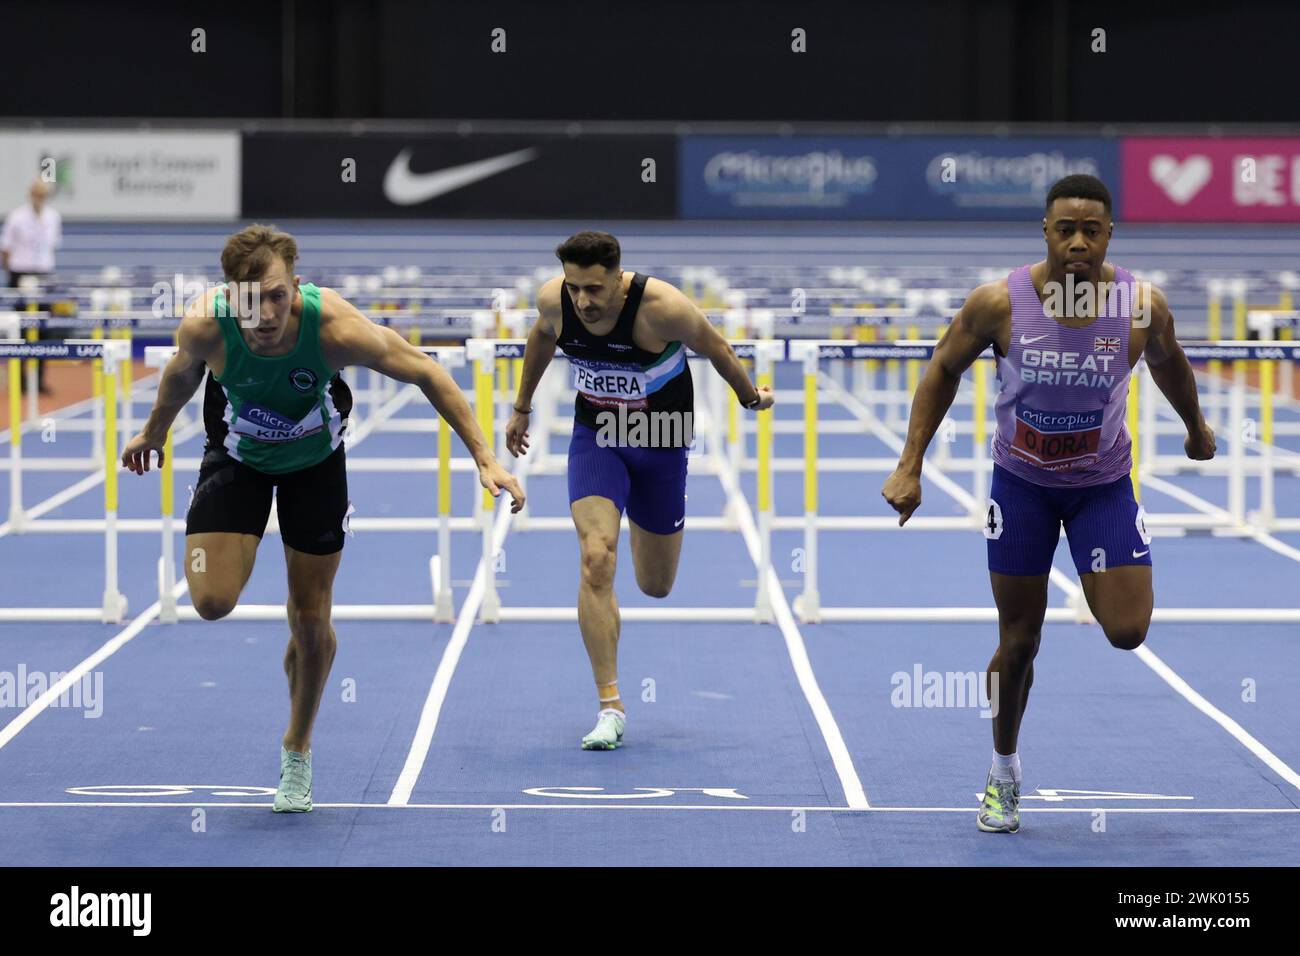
2, 228, 1298, 866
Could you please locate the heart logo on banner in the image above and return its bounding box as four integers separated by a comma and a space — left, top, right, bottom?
1149, 155, 1212, 204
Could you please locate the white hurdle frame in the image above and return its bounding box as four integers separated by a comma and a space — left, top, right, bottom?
0, 337, 131, 623
130, 336, 776, 624
782, 338, 1300, 624
8, 329, 1298, 627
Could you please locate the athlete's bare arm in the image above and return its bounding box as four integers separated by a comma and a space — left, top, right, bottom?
319, 289, 525, 511
1139, 284, 1215, 461
640, 279, 774, 410
882, 280, 1009, 525
122, 292, 223, 475
505, 279, 562, 458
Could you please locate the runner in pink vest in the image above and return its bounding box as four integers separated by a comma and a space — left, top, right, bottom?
882, 175, 1216, 834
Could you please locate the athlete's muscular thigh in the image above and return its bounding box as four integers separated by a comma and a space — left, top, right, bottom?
185, 532, 259, 620
628, 520, 683, 599
1080, 565, 1152, 650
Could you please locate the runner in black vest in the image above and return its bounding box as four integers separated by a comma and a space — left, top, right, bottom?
506, 231, 774, 750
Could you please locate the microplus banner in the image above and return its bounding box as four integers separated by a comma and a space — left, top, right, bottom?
679, 136, 1119, 220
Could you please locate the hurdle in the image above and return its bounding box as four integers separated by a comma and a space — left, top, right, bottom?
4, 308, 180, 473
783, 337, 1300, 624
136, 342, 468, 622
136, 334, 777, 623
465, 337, 785, 624
0, 337, 132, 623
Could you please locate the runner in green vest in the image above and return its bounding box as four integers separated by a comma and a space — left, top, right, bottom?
123, 224, 523, 812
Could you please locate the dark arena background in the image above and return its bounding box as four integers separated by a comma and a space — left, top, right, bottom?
0, 0, 1295, 935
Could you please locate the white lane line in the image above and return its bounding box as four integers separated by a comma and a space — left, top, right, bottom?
703, 403, 870, 809
388, 454, 534, 806
1134, 644, 1300, 794
0, 580, 190, 752
0, 801, 1295, 814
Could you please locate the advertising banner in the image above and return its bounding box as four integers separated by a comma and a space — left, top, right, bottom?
243, 132, 676, 218
0, 131, 240, 220
1121, 137, 1300, 222
679, 136, 1118, 220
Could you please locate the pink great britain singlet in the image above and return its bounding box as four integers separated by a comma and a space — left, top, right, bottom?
990, 264, 1136, 488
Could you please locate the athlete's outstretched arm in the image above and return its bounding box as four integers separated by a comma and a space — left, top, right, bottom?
122, 306, 217, 474
1141, 286, 1215, 460
330, 298, 525, 511
882, 282, 1002, 525
645, 286, 774, 410
505, 295, 560, 457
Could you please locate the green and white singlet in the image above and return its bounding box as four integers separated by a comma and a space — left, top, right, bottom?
201, 282, 353, 474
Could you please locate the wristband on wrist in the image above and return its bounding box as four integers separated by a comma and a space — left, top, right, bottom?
513, 403, 533, 414
741, 391, 762, 410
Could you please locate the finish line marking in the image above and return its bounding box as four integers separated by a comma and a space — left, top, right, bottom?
0, 801, 1294, 816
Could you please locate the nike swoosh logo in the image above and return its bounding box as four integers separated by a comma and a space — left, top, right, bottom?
383, 148, 539, 206
1132, 549, 1149, 558
1020, 334, 1049, 344
673, 517, 685, 528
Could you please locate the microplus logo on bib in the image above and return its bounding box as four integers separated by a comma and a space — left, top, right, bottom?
233, 403, 322, 443
50, 886, 151, 936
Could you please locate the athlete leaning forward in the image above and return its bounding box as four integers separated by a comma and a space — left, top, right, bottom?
123, 224, 524, 812
882, 175, 1215, 833
505, 231, 775, 749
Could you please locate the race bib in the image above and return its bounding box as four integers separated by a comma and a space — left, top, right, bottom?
231, 402, 324, 443
1010, 405, 1102, 469
571, 361, 649, 409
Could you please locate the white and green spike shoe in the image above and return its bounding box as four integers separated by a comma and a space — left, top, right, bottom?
273, 747, 313, 812
581, 708, 626, 750
976, 771, 1020, 833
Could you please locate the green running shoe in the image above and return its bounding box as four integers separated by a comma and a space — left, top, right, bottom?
976, 771, 1020, 833
274, 747, 313, 812
581, 708, 625, 750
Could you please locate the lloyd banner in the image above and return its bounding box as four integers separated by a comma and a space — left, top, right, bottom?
242, 132, 676, 218
1121, 138, 1300, 222
679, 136, 1118, 220
0, 131, 240, 220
